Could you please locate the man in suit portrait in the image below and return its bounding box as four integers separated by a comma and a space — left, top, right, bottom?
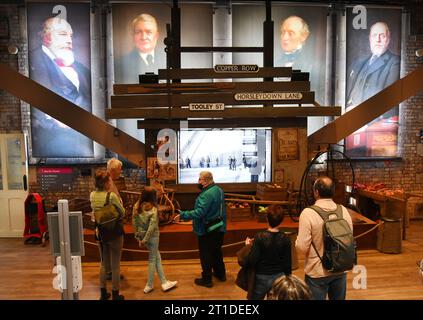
114, 13, 162, 83
277, 16, 312, 72
346, 21, 400, 114
29, 16, 92, 157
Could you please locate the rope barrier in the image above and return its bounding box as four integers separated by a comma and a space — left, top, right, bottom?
84, 222, 381, 254
353, 222, 382, 240
84, 239, 246, 254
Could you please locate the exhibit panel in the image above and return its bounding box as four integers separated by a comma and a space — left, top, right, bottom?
27, 3, 93, 158
345, 7, 402, 158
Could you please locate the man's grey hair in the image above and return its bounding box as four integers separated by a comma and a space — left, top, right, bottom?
370, 21, 390, 38
281, 15, 310, 39
107, 157, 122, 172
199, 171, 214, 184
131, 13, 158, 32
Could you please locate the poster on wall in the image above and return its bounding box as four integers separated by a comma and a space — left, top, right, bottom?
27, 3, 93, 158
345, 8, 401, 158
277, 128, 299, 161
232, 4, 328, 95
112, 3, 213, 83
272, 5, 328, 106
112, 3, 170, 84
147, 157, 176, 181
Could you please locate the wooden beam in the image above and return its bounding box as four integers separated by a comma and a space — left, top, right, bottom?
106, 106, 342, 119
137, 118, 308, 129
113, 81, 310, 95
111, 91, 315, 108
158, 67, 294, 79
0, 63, 146, 167
308, 65, 423, 146
180, 46, 264, 52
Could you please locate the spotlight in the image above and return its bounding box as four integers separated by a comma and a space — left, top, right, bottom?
7, 44, 18, 55
416, 48, 423, 57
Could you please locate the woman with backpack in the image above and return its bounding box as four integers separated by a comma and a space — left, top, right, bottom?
90, 169, 126, 300
244, 205, 292, 300
133, 187, 178, 294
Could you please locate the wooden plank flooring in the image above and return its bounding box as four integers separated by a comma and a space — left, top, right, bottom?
1, 220, 423, 300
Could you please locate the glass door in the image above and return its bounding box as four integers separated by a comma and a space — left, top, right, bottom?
0, 134, 28, 237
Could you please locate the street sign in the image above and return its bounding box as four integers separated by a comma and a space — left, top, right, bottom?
214, 64, 259, 73
234, 92, 303, 101
189, 103, 225, 111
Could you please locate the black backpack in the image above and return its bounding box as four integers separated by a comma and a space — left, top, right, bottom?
309, 205, 357, 273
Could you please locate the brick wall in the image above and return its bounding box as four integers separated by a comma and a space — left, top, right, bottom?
0, 5, 22, 133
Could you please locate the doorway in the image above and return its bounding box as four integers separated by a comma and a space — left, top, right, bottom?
0, 134, 28, 237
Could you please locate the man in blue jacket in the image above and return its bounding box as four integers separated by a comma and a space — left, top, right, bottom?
174, 171, 227, 287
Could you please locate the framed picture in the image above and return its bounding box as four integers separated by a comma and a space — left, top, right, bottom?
277, 128, 299, 161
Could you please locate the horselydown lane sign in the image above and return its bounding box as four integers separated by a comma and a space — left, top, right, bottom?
234, 92, 303, 101
189, 103, 225, 111
214, 64, 259, 72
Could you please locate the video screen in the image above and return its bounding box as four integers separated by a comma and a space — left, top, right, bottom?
345, 8, 401, 158
27, 3, 93, 158
178, 128, 272, 184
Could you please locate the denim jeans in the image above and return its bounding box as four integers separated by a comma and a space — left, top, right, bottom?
146, 235, 167, 287
305, 273, 347, 300
251, 272, 285, 300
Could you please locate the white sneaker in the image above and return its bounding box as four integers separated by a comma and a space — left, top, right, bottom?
161, 280, 178, 292
144, 285, 154, 294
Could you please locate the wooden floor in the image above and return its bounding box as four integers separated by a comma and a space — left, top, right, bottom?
1, 220, 423, 300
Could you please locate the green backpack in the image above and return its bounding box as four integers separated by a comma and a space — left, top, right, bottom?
309, 205, 357, 273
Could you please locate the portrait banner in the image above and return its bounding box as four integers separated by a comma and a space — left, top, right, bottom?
345, 8, 402, 158
27, 3, 93, 158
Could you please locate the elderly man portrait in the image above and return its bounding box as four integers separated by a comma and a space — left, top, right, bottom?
346, 21, 400, 113
115, 13, 164, 83
29, 16, 92, 157
277, 15, 312, 72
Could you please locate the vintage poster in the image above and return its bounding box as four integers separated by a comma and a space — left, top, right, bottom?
147, 157, 176, 181
274, 169, 284, 183
277, 128, 299, 161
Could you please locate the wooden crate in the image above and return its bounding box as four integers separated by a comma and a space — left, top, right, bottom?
256, 184, 288, 201
227, 206, 252, 222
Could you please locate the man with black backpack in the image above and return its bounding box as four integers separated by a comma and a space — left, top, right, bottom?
296, 176, 355, 300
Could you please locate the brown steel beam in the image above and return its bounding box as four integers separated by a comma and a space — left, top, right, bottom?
308, 65, 423, 147
113, 81, 310, 95
111, 91, 315, 108
106, 106, 341, 119
137, 118, 308, 129
0, 63, 146, 167
158, 67, 293, 79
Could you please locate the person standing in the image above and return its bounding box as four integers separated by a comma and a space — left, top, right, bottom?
90, 169, 125, 300
244, 205, 292, 300
133, 187, 178, 294
105, 157, 125, 281
174, 171, 226, 287
295, 176, 353, 300
107, 158, 124, 204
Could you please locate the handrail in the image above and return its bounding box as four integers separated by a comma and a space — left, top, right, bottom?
308, 65, 423, 146
0, 63, 146, 167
